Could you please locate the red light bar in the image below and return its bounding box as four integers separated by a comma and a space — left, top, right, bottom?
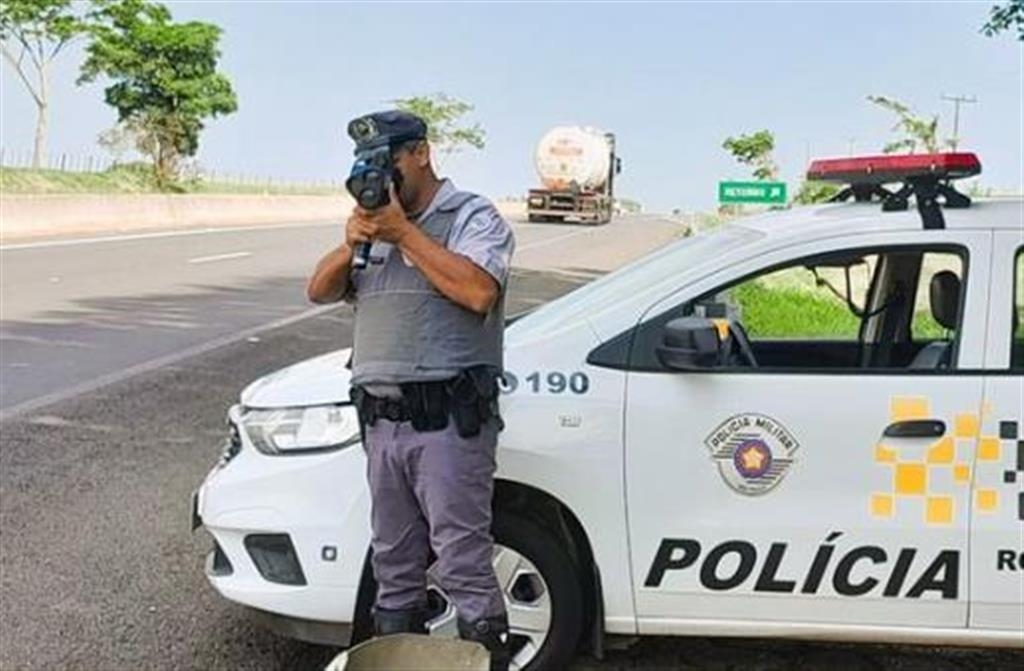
807, 152, 981, 185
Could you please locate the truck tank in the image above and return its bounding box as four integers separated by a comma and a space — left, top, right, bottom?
534, 126, 612, 191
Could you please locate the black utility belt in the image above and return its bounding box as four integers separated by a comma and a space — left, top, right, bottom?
351, 367, 503, 438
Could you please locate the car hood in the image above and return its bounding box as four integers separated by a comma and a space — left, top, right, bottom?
241, 348, 353, 408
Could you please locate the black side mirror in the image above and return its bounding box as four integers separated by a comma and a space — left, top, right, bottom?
615, 157, 623, 175
656, 317, 725, 370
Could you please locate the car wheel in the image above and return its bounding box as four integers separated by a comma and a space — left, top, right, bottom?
423, 512, 584, 670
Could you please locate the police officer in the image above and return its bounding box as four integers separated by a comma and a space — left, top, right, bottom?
306, 110, 515, 670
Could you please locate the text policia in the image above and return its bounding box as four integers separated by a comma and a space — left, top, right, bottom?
645, 532, 960, 600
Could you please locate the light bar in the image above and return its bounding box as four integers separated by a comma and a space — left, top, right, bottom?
807, 152, 981, 185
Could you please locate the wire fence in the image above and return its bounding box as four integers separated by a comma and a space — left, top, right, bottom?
1, 147, 117, 173
0, 147, 345, 191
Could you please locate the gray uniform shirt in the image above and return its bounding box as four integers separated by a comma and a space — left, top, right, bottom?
352, 180, 515, 397
421, 179, 514, 288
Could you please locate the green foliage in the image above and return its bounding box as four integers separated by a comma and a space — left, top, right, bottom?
867, 95, 949, 154
731, 280, 947, 341
731, 282, 861, 339
730, 281, 946, 340
792, 180, 841, 205
79, 0, 238, 188
1, 0, 90, 167
982, 0, 1023, 39
0, 0, 84, 47
392, 93, 485, 155
722, 130, 778, 181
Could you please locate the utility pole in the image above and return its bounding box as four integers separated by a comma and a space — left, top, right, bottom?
941, 94, 977, 151
846, 137, 857, 156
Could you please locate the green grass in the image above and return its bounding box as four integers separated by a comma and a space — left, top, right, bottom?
0, 165, 343, 196
732, 282, 861, 339
732, 282, 947, 340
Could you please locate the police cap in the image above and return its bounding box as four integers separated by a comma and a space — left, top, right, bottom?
347, 110, 428, 152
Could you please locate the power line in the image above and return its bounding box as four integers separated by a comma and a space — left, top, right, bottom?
940, 94, 977, 151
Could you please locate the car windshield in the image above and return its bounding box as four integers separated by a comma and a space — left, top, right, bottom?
511, 224, 760, 331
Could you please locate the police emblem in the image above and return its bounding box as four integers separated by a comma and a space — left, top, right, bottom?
704, 413, 799, 496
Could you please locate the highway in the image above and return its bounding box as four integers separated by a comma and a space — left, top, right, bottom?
0, 215, 683, 415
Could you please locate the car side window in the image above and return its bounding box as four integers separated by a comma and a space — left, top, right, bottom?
1012, 250, 1023, 371
910, 253, 964, 342
608, 244, 968, 373
727, 254, 877, 342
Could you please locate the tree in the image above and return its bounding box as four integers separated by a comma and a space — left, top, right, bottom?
391, 93, 485, 156
79, 0, 237, 187
1, 0, 89, 169
792, 180, 840, 205
722, 130, 778, 181
867, 95, 952, 154
982, 0, 1023, 40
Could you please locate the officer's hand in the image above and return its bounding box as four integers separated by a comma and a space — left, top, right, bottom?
345, 213, 377, 249
359, 184, 413, 244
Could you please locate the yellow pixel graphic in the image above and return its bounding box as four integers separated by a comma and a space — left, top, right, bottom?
871, 396, 1003, 526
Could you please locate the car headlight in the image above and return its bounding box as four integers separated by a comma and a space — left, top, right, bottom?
240, 405, 361, 455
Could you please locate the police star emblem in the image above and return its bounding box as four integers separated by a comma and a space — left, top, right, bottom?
704, 413, 800, 496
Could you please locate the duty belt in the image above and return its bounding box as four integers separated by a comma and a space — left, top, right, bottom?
350, 367, 503, 438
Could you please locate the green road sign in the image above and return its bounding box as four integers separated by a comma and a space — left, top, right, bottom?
718, 181, 787, 204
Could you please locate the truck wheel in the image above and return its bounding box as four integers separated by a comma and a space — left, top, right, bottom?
491, 512, 584, 671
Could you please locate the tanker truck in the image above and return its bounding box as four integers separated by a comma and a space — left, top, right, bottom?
527, 126, 621, 224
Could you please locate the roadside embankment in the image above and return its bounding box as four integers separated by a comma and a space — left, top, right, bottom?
0, 193, 354, 243
0, 194, 526, 244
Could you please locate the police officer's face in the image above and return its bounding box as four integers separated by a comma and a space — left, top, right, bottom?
391, 141, 431, 212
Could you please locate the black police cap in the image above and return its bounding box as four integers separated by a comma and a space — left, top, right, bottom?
347, 110, 428, 152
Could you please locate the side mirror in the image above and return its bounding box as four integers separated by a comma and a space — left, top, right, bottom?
656, 317, 725, 370
615, 157, 623, 175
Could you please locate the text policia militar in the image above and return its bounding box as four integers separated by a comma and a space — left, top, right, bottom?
644, 532, 961, 600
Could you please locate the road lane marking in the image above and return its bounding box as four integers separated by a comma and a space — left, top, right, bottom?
187, 251, 252, 264
0, 220, 338, 251
0, 303, 342, 421
517, 227, 596, 252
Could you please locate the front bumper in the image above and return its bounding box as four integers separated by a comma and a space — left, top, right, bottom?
196, 434, 371, 629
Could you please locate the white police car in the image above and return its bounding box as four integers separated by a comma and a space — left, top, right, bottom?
194, 154, 1024, 668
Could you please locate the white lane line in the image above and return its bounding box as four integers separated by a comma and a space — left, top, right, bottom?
0, 302, 343, 422
516, 227, 596, 253
187, 251, 252, 264
0, 220, 338, 251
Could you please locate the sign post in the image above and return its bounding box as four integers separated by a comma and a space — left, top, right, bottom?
718, 181, 787, 205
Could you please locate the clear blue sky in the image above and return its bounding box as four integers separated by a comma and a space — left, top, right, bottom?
1, 1, 1020, 210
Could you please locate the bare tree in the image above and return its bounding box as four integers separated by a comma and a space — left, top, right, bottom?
0, 0, 88, 169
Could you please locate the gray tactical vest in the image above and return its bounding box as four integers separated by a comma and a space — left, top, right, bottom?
350, 191, 504, 385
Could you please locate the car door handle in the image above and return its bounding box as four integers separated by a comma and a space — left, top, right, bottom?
883, 419, 946, 438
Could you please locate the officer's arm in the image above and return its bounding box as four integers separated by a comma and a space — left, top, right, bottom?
306, 243, 356, 304
398, 226, 499, 315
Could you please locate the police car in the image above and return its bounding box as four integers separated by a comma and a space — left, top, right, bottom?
194, 154, 1024, 669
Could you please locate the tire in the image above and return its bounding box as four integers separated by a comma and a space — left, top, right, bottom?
492, 512, 584, 671
352, 513, 585, 670
527, 214, 542, 223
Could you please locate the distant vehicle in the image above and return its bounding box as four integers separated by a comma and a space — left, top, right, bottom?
194, 153, 1022, 670
527, 126, 621, 225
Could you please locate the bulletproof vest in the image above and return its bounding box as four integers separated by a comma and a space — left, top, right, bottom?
350, 191, 504, 385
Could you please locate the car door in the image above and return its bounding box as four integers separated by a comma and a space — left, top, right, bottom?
624, 229, 991, 633
969, 232, 1024, 632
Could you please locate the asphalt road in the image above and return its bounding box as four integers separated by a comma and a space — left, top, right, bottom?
0, 215, 684, 416
0, 218, 1019, 670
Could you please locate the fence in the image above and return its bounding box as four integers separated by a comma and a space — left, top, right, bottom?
0, 147, 345, 191
1, 147, 116, 173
